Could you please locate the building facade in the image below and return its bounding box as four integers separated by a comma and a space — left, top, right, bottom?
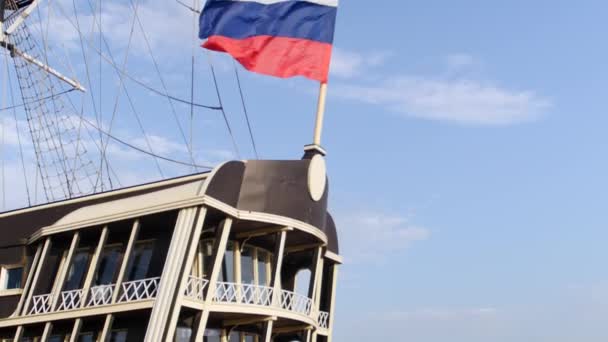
0, 157, 341, 342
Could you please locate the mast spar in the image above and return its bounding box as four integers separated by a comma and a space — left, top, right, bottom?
0, 0, 103, 203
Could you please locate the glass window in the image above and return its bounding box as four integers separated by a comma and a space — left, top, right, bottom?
1, 266, 23, 290
244, 335, 255, 342
78, 332, 96, 342
127, 241, 154, 280
175, 327, 192, 342
203, 328, 221, 342
201, 241, 214, 278
95, 245, 123, 286
241, 246, 255, 284
257, 251, 269, 286
64, 250, 90, 290
109, 330, 127, 342
48, 335, 67, 342
220, 242, 234, 283
228, 332, 239, 342
295, 269, 311, 296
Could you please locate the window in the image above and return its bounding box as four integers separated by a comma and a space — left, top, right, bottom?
78, 332, 96, 342
175, 327, 192, 342
127, 241, 154, 280
95, 245, 123, 286
48, 335, 68, 342
241, 246, 255, 285
220, 242, 235, 282
257, 251, 269, 286
109, 330, 127, 342
64, 250, 91, 291
1, 266, 23, 291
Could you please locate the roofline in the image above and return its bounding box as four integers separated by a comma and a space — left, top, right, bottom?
0, 171, 212, 219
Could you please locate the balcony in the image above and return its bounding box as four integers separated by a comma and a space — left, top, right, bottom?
27, 277, 160, 316
184, 276, 330, 328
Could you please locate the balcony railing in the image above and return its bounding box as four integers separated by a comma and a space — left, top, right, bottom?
280, 289, 313, 316
318, 311, 330, 329
118, 277, 160, 303
57, 289, 84, 311
184, 276, 209, 301
26, 277, 160, 316
29, 294, 53, 315
187, 278, 318, 321
213, 281, 274, 307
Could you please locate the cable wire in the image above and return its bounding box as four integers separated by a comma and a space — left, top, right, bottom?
79, 115, 213, 170
233, 61, 259, 159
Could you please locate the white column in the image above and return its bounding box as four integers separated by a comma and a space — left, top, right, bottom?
271, 231, 287, 307
194, 218, 233, 341
13, 244, 42, 317
21, 238, 52, 315
263, 321, 274, 342
145, 207, 199, 342
50, 232, 81, 310
99, 314, 114, 342
111, 220, 140, 303
326, 265, 339, 342
80, 226, 109, 305
164, 207, 208, 342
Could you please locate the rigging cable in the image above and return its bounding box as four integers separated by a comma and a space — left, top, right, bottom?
127, 0, 197, 167
79, 115, 213, 170
80, 0, 166, 182
207, 53, 241, 159
46, 1, 223, 111
233, 61, 259, 159
5, 51, 32, 206
175, 0, 201, 14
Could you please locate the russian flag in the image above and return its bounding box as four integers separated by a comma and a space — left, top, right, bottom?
199, 0, 338, 83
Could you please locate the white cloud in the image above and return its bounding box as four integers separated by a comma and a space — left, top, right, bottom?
331, 49, 551, 125
330, 48, 391, 79
334, 75, 551, 125
337, 212, 430, 263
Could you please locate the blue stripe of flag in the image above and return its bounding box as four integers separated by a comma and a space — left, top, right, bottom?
199, 0, 337, 44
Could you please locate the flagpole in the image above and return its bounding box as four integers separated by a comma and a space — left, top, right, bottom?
313, 82, 328, 147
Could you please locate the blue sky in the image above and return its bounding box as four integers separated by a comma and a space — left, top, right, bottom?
2, 0, 608, 340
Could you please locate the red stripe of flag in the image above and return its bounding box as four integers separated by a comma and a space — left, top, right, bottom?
204, 35, 332, 83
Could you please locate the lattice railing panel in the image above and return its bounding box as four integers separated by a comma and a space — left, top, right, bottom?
118, 277, 160, 303
28, 294, 53, 315
57, 289, 83, 311
280, 290, 313, 316
318, 311, 330, 329
87, 285, 114, 307
184, 276, 209, 301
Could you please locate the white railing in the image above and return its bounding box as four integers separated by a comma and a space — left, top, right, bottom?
28, 294, 53, 315
57, 289, 84, 311
280, 289, 313, 316
118, 277, 160, 303
212, 282, 275, 307
184, 276, 209, 301
87, 284, 114, 307
318, 311, 329, 329
241, 283, 274, 306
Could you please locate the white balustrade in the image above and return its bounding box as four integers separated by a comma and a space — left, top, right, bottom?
118, 277, 161, 303
280, 289, 313, 316
88, 284, 114, 307
57, 289, 84, 311
184, 276, 209, 301
318, 311, 330, 329
28, 294, 53, 315
212, 282, 275, 307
